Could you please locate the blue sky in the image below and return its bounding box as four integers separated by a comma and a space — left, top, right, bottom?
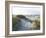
10, 4, 41, 15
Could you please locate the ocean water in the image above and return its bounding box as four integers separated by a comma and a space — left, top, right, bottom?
17, 19, 32, 31
12, 15, 40, 31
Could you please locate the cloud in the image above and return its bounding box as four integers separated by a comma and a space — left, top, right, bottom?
10, 4, 41, 15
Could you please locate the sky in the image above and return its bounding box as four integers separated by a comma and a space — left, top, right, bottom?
10, 4, 42, 15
